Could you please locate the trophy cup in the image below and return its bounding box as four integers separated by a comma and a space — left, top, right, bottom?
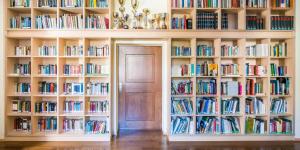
160, 13, 167, 29
154, 14, 161, 29
131, 0, 139, 29
113, 12, 120, 29
149, 15, 156, 29
123, 14, 129, 29
119, 0, 126, 17
143, 8, 150, 29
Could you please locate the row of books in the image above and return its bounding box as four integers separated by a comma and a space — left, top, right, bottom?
220, 64, 239, 76
64, 45, 83, 56
172, 0, 194, 8
196, 116, 219, 134
37, 0, 57, 7
270, 63, 287, 76
245, 64, 267, 76
87, 45, 109, 56
220, 117, 240, 134
245, 117, 265, 134
87, 100, 109, 113
246, 44, 269, 57
63, 64, 84, 75
35, 101, 57, 113
245, 79, 263, 95
196, 12, 218, 29
85, 120, 108, 134
197, 45, 214, 56
16, 82, 31, 93
271, 0, 293, 8
37, 117, 57, 131
172, 16, 193, 30
15, 46, 31, 56
171, 80, 193, 95
196, 62, 218, 76
170, 116, 194, 134
270, 42, 287, 57
86, 64, 109, 75
271, 16, 294, 30
196, 79, 217, 95
64, 101, 83, 112
197, 97, 217, 114
63, 82, 84, 95
221, 81, 242, 96
270, 78, 290, 95
14, 117, 31, 131
246, 0, 267, 8
246, 16, 265, 30
10, 0, 30, 7
221, 0, 243, 8
10, 16, 31, 29
197, 0, 218, 8
38, 45, 57, 56
59, 14, 83, 29
270, 98, 287, 114
35, 15, 57, 29
61, 0, 83, 7
85, 15, 109, 29
245, 97, 265, 114
172, 64, 195, 76
39, 82, 57, 94
12, 100, 31, 112
269, 118, 292, 134
14, 63, 31, 75
221, 45, 239, 57
221, 97, 239, 114
63, 118, 83, 132
39, 64, 57, 75
86, 82, 109, 96
171, 98, 193, 114
86, 0, 108, 8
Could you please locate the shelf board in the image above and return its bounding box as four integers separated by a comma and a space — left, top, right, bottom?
33, 7, 57, 13
171, 114, 194, 117
270, 76, 292, 78
7, 112, 32, 116
7, 55, 31, 58
196, 94, 217, 97
245, 76, 268, 78
85, 75, 110, 78
7, 93, 31, 97
32, 56, 57, 58
60, 112, 85, 116
85, 56, 110, 58
196, 8, 219, 11
245, 114, 268, 117
196, 56, 217, 58
33, 75, 57, 78
245, 56, 268, 59
7, 130, 32, 137
270, 113, 293, 117
85, 113, 109, 117
59, 94, 84, 97
196, 76, 218, 78
171, 56, 193, 59
221, 56, 241, 59
7, 7, 31, 13
245, 94, 267, 97
195, 114, 218, 117
7, 74, 31, 78
60, 75, 84, 78
33, 113, 58, 116
85, 7, 109, 13
171, 8, 194, 13
33, 94, 58, 97
60, 7, 83, 13
270, 56, 289, 59
271, 7, 292, 11
33, 131, 58, 137
171, 76, 194, 78
221, 75, 243, 78
246, 7, 268, 11
171, 95, 193, 98
221, 114, 242, 117
85, 95, 109, 98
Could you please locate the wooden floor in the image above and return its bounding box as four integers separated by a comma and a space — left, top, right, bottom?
0, 130, 299, 150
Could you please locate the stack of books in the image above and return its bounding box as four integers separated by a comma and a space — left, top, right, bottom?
197, 0, 218, 8
38, 82, 57, 94
171, 98, 193, 115
61, 0, 82, 7
37, 0, 57, 7
14, 117, 31, 131
245, 117, 265, 134
171, 116, 194, 134
15, 46, 31, 56
35, 101, 57, 113
12, 100, 31, 112
221, 64, 239, 76
171, 80, 193, 95
86, 64, 109, 75
38, 45, 57, 56
196, 97, 217, 114
86, 0, 108, 8
221, 81, 242, 96
246, 44, 269, 57
85, 120, 108, 134
172, 46, 192, 56
35, 15, 57, 29
245, 97, 265, 114
63, 82, 84, 95
271, 16, 294, 30
37, 117, 57, 132
196, 61, 218, 76
271, 0, 293, 8
221, 45, 239, 57
197, 44, 214, 56
172, 0, 194, 8
196, 116, 219, 134
64, 45, 83, 56
245, 79, 264, 95
172, 64, 195, 76
10, 16, 31, 29
14, 62, 31, 75
246, 16, 265, 30
270, 98, 287, 114
85, 15, 109, 29
221, 0, 243, 8
270, 63, 287, 76
15, 82, 31, 93
270, 118, 292, 134
270, 78, 290, 95
64, 100, 83, 112
87, 100, 109, 113
86, 82, 109, 96
10, 0, 30, 7
38, 64, 57, 75
270, 42, 287, 57
245, 63, 267, 76
196, 79, 217, 95
63, 118, 83, 132
246, 0, 267, 8
220, 117, 240, 134
59, 14, 83, 29
87, 45, 109, 56
221, 97, 240, 114
196, 12, 218, 29
63, 64, 84, 75
172, 15, 193, 29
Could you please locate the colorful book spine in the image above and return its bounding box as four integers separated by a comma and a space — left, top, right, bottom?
38, 64, 57, 75
87, 0, 108, 8
61, 0, 83, 7
270, 42, 287, 57
38, 82, 57, 94
271, 16, 294, 30
87, 100, 109, 113
171, 116, 194, 135
171, 80, 193, 95
172, 46, 192, 56
221, 97, 240, 114
172, 15, 193, 29
269, 118, 292, 134
172, 0, 194, 8
63, 64, 84, 75
221, 13, 228, 29
220, 117, 240, 134
37, 117, 57, 132
87, 45, 109, 56
221, 64, 239, 76
270, 98, 288, 114
59, 14, 83, 29
196, 12, 218, 29
270, 63, 287, 76
12, 100, 31, 112
221, 81, 242, 96
196, 97, 217, 114
197, 0, 218, 8
171, 98, 193, 115
246, 44, 269, 57
10, 16, 31, 29
37, 0, 57, 7
14, 62, 31, 75
221, 0, 243, 8
196, 62, 218, 76
245, 63, 267, 76
10, 0, 30, 7
245, 79, 263, 95
196, 79, 217, 95
38, 45, 57, 56
85, 15, 109, 29
271, 0, 293, 8
15, 82, 31, 93
35, 15, 57, 29
246, 16, 265, 30
14, 117, 31, 131
196, 116, 219, 134
86, 82, 109, 96
246, 0, 267, 8
245, 97, 265, 114
64, 100, 83, 112
64, 45, 83, 56
63, 118, 83, 132
245, 117, 265, 134
85, 120, 108, 134
86, 64, 109, 75
172, 64, 195, 76
63, 82, 84, 95
197, 45, 214, 56
15, 46, 31, 56
35, 101, 57, 113
270, 78, 290, 95
221, 45, 239, 56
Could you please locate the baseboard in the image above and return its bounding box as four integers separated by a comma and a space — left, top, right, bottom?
168, 135, 295, 141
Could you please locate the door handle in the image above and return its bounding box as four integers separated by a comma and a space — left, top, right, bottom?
119, 83, 123, 93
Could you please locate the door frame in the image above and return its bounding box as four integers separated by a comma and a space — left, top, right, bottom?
112, 39, 169, 136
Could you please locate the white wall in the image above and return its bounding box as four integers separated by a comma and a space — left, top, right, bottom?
0, 0, 4, 140
295, 0, 300, 139
114, 0, 168, 14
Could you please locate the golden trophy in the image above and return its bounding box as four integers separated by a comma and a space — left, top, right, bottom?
143, 8, 150, 29
113, 12, 120, 29
160, 13, 167, 29
154, 14, 161, 29
131, 0, 139, 29
149, 15, 156, 29
119, 0, 126, 17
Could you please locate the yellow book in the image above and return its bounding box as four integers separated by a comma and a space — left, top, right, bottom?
94, 0, 97, 8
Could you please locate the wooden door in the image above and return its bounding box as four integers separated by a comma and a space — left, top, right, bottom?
119, 46, 162, 130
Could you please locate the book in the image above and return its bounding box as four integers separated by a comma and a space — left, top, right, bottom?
85, 15, 109, 29
63, 118, 83, 132
197, 44, 214, 56
221, 64, 239, 76
64, 100, 83, 112
10, 16, 31, 29
172, 46, 192, 56
196, 12, 218, 29
10, 0, 30, 7
86, 64, 109, 76
221, 97, 240, 114
35, 15, 57, 29
14, 62, 31, 75
15, 46, 31, 56
87, 100, 109, 113
245, 79, 264, 95
12, 100, 31, 112
15, 82, 31, 93
59, 14, 83, 29
271, 16, 294, 30
63, 82, 84, 95
246, 44, 269, 57
172, 64, 195, 76
171, 116, 194, 135
196, 116, 219, 134
196, 61, 218, 76
245, 117, 265, 134
171, 80, 193, 95
221, 0, 243, 8
270, 63, 287, 76
87, 45, 109, 56
246, 0, 267, 8
270, 78, 290, 95
269, 117, 292, 134
271, 0, 293, 8
86, 81, 109, 96
245, 97, 265, 114
38, 45, 57, 56
38, 81, 57, 94
37, 0, 57, 7
246, 16, 265, 30
85, 120, 108, 134
38, 64, 57, 75
61, 0, 82, 7
87, 0, 108, 8
221, 81, 242, 96
172, 0, 194, 8
196, 78, 217, 95
35, 101, 57, 113
64, 45, 83, 56
37, 117, 57, 132
14, 117, 31, 131
220, 117, 240, 134
172, 15, 193, 29
63, 64, 84, 75
197, 0, 218, 8
196, 97, 217, 114
221, 45, 239, 57
270, 42, 287, 57
171, 98, 193, 115
245, 63, 267, 76
270, 98, 288, 114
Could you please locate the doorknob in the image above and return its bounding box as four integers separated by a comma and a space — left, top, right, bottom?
119, 83, 123, 93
